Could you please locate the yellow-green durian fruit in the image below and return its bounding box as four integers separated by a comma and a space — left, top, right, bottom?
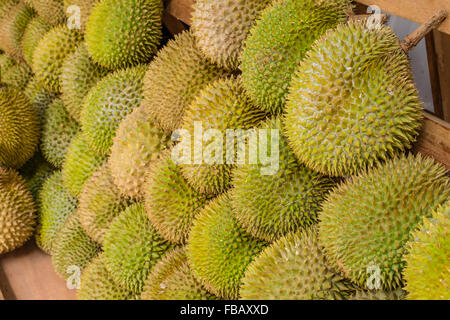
141, 247, 217, 300
30, 0, 66, 26
350, 289, 406, 300
241, 229, 357, 299
21, 16, 51, 66
24, 78, 57, 124
0, 57, 32, 89
318, 154, 450, 290
187, 193, 268, 299
284, 21, 423, 177
142, 30, 229, 133
403, 201, 450, 300
0, 166, 37, 254
191, 0, 271, 70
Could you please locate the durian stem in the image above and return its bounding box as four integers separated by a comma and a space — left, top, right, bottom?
349, 13, 388, 25
401, 10, 448, 52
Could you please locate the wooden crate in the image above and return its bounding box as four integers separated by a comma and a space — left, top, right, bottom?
1, 0, 450, 300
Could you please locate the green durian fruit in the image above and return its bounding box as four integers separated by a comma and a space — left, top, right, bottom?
61, 133, 107, 197
41, 98, 80, 168
20, 152, 55, 203
21, 16, 51, 66
1, 58, 32, 89
78, 163, 132, 244
0, 86, 40, 169
231, 117, 337, 242
52, 213, 101, 279
85, 0, 163, 69
284, 21, 423, 177
143, 150, 210, 245
77, 253, 135, 300
191, 0, 271, 70
403, 201, 450, 300
109, 106, 170, 200
318, 154, 450, 290
350, 289, 406, 300
80, 65, 147, 155
141, 247, 217, 300
61, 43, 109, 123
24, 78, 57, 124
63, 0, 98, 32
241, 228, 357, 299
241, 0, 351, 114
103, 203, 174, 295
142, 30, 229, 133
30, 0, 65, 26
187, 193, 268, 299
0, 167, 37, 254
36, 171, 78, 254
32, 25, 83, 93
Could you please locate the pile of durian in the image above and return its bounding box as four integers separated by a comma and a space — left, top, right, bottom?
0, 0, 449, 300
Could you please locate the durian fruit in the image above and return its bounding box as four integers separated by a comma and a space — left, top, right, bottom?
318, 154, 450, 290
109, 106, 170, 200
1, 58, 32, 89
241, 0, 351, 114
0, 86, 40, 169
52, 213, 101, 279
143, 150, 210, 244
77, 253, 135, 300
32, 25, 83, 93
284, 22, 423, 177
231, 118, 337, 242
19, 152, 55, 203
30, 0, 65, 26
141, 247, 216, 300
80, 65, 147, 155
142, 30, 228, 133
241, 228, 357, 299
61, 43, 109, 122
78, 163, 132, 244
41, 98, 80, 168
191, 0, 271, 70
85, 0, 163, 69
36, 171, 78, 254
103, 203, 174, 295
21, 16, 51, 66
63, 0, 97, 32
403, 201, 450, 300
0, 0, 19, 20
61, 133, 107, 197
180, 76, 267, 196
350, 289, 406, 300
0, 167, 37, 254
24, 78, 57, 124
187, 193, 267, 299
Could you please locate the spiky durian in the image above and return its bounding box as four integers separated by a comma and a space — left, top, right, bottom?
36, 171, 78, 254
191, 0, 271, 70
77, 253, 135, 300
78, 163, 132, 244
61, 133, 107, 197
30, 0, 65, 26
24, 78, 57, 124
63, 0, 97, 32
85, 0, 163, 69
103, 203, 174, 294
241, 229, 357, 299
0, 86, 40, 169
350, 289, 406, 300
241, 0, 351, 114
1, 58, 32, 89
0, 167, 36, 254
109, 106, 170, 200
52, 213, 101, 279
284, 22, 423, 177
141, 247, 216, 300
21, 16, 51, 66
143, 150, 210, 244
231, 118, 336, 242
180, 76, 267, 196
403, 201, 450, 300
20, 152, 55, 203
187, 193, 268, 299
318, 154, 450, 290
0, 0, 19, 19
41, 98, 80, 168
80, 65, 146, 155
142, 30, 228, 133
61, 43, 109, 122
32, 25, 83, 93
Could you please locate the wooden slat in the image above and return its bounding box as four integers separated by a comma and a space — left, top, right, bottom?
165, 0, 194, 25
162, 11, 187, 35
356, 0, 450, 35
432, 30, 450, 122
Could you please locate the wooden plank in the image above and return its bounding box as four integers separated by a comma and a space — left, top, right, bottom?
165, 0, 194, 25
414, 111, 450, 170
162, 11, 187, 35
356, 0, 450, 35
432, 30, 450, 122
425, 32, 444, 118
0, 241, 76, 300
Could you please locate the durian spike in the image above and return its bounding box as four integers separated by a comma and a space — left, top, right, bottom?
401, 9, 447, 52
